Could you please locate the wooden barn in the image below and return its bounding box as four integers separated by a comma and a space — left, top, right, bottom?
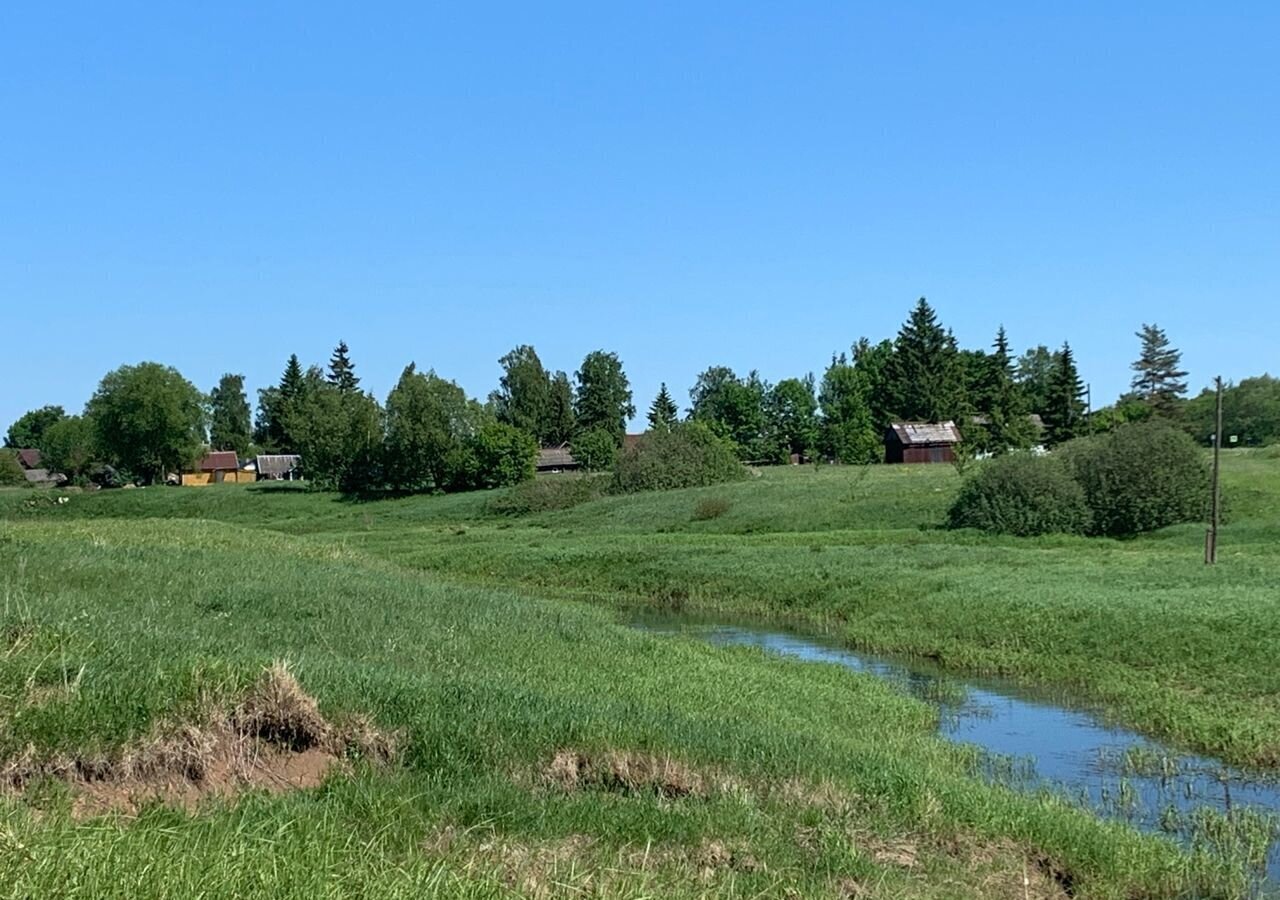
181, 451, 247, 486
884, 421, 962, 464
14, 448, 59, 485
536, 444, 579, 473
255, 454, 302, 481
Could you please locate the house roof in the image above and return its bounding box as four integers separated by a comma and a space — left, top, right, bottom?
255, 454, 301, 476
16, 448, 41, 469
888, 421, 962, 445
199, 451, 240, 471
536, 445, 577, 469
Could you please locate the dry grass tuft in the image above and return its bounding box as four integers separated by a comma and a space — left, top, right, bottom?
544, 748, 709, 799
692, 838, 763, 880
232, 662, 332, 751
2, 660, 399, 816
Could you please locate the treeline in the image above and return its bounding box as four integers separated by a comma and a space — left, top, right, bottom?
5, 297, 1278, 492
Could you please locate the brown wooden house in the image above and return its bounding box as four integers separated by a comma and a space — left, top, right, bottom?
884, 421, 962, 464
536, 444, 579, 473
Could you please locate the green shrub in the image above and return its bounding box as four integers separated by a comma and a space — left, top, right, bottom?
611, 422, 746, 494
1058, 422, 1210, 537
692, 496, 732, 520
947, 453, 1091, 537
463, 422, 538, 490
487, 473, 606, 515
570, 428, 618, 472
0, 450, 29, 487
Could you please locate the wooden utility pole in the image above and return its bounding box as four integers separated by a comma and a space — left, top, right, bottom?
1206, 376, 1223, 565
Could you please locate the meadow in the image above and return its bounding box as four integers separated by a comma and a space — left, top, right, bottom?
1, 449, 1277, 897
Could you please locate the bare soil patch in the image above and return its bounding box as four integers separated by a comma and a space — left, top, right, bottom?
2, 662, 397, 816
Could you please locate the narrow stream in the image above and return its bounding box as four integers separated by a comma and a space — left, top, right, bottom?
634, 615, 1280, 889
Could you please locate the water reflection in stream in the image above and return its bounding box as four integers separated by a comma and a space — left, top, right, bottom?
635, 617, 1280, 889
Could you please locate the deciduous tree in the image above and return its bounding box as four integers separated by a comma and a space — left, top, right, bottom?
209, 373, 252, 455
573, 350, 635, 444
40, 415, 97, 481
384, 364, 481, 492
1015, 345, 1055, 415
688, 366, 767, 460
547, 371, 577, 445
87, 362, 207, 483
490, 345, 555, 443
818, 355, 879, 464
4, 405, 66, 449
765, 376, 818, 462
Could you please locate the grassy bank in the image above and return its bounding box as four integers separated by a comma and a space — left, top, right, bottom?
1, 450, 1277, 895
43, 451, 1263, 767
1, 515, 1244, 897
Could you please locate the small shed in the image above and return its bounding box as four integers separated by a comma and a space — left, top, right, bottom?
181, 451, 245, 486
256, 454, 302, 481
884, 421, 962, 464
536, 445, 579, 473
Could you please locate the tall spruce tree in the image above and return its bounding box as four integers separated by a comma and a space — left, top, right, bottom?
977, 327, 1034, 453
327, 341, 360, 393
647, 383, 679, 431
1043, 342, 1087, 446
255, 354, 308, 453
1131, 323, 1188, 416
209, 373, 252, 455
884, 298, 965, 423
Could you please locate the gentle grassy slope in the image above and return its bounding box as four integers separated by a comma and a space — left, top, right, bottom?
0, 517, 1237, 897
2, 451, 1276, 895
3, 452, 1276, 770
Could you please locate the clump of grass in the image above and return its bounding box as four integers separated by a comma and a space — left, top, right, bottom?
692, 496, 732, 521
543, 748, 710, 799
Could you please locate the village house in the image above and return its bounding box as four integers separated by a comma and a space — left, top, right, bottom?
13, 448, 60, 485
884, 421, 963, 464
535, 444, 579, 473
180, 451, 246, 486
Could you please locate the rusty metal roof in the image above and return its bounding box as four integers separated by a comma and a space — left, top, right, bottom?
888, 421, 962, 445
199, 451, 240, 471
16, 448, 41, 469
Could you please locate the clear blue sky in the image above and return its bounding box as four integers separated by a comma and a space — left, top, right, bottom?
3, 3, 1277, 431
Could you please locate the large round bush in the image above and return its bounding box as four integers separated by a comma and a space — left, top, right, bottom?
1058, 421, 1209, 537
947, 453, 1091, 536
611, 422, 745, 494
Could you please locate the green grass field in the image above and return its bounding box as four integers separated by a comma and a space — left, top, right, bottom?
1, 450, 1277, 897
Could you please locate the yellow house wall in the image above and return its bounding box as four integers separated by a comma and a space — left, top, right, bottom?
181, 470, 248, 486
